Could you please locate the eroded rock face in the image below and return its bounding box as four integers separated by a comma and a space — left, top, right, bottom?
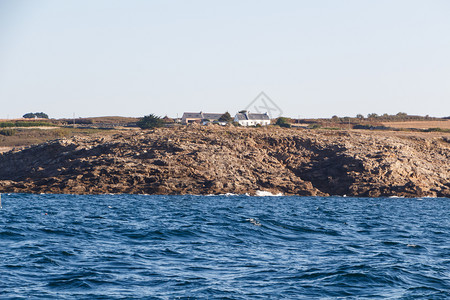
0, 127, 449, 197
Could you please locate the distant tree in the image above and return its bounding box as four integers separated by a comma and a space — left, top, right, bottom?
137, 114, 164, 129
367, 113, 378, 119
23, 113, 36, 119
35, 112, 49, 119
356, 114, 364, 119
276, 117, 291, 128
23, 112, 49, 119
331, 115, 340, 122
219, 112, 233, 122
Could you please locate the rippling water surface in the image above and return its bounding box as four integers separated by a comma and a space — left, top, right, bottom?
1, 194, 449, 299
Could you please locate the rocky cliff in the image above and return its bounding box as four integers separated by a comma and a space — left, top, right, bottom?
0, 126, 449, 197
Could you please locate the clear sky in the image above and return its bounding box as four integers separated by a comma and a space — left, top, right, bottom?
1, 0, 449, 119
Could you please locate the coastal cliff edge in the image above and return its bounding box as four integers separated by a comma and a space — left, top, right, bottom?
0, 126, 449, 197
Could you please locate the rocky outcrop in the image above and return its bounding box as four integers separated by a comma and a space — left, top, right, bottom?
0, 126, 449, 197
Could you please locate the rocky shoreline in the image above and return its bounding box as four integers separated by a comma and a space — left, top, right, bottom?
0, 126, 449, 197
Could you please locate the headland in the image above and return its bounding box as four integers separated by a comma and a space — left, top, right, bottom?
0, 126, 449, 197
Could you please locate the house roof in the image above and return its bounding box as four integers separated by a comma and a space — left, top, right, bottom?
182, 112, 224, 120
235, 112, 270, 121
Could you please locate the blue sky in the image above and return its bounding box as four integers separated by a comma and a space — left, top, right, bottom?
1, 0, 449, 119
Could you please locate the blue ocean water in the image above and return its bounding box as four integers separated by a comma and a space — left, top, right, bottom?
0, 194, 449, 299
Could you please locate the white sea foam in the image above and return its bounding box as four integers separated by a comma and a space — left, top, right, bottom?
246, 218, 261, 226
255, 190, 283, 197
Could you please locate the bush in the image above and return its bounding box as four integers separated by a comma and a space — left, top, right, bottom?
75, 118, 94, 125
0, 129, 16, 136
353, 124, 390, 130
425, 127, 450, 133
276, 117, 291, 128
137, 114, 164, 129
219, 112, 233, 123
307, 124, 321, 129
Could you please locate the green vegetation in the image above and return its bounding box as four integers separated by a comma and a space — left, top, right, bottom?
297, 112, 449, 132
0, 129, 16, 136
137, 114, 164, 129
425, 128, 450, 133
276, 117, 292, 128
307, 112, 444, 125
353, 124, 391, 130
23, 112, 49, 119
0, 121, 55, 128
56, 116, 139, 126
219, 112, 233, 123
307, 124, 322, 129
361, 112, 439, 122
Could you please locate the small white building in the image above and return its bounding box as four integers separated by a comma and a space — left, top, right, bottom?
234, 111, 271, 127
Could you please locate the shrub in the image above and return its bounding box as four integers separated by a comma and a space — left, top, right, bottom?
425, 127, 450, 133
219, 112, 233, 122
307, 124, 321, 129
0, 129, 16, 136
137, 114, 164, 129
276, 117, 291, 128
353, 124, 390, 130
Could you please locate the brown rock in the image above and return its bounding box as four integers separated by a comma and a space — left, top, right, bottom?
0, 127, 448, 197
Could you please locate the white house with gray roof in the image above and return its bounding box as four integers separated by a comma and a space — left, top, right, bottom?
234, 111, 271, 126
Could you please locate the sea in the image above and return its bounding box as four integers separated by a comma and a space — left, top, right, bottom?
1, 194, 449, 299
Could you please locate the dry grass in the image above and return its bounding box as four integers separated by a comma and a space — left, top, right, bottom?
382, 120, 450, 129
0, 127, 117, 152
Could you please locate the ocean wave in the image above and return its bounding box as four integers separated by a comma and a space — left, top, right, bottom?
255, 190, 283, 197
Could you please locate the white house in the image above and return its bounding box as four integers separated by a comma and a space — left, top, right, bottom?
234, 111, 271, 126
